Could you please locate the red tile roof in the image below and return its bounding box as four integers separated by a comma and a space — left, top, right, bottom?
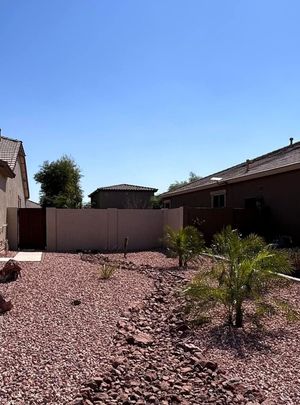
0, 136, 24, 170
0, 135, 29, 198
89, 184, 158, 197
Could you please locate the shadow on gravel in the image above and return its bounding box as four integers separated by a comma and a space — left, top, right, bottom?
201, 324, 293, 359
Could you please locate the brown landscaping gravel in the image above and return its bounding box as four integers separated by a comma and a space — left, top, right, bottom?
0, 253, 153, 404
80, 251, 300, 405
1, 250, 300, 404
190, 282, 300, 405
102, 251, 180, 269
74, 256, 264, 405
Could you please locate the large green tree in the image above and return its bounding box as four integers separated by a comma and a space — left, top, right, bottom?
34, 155, 83, 208
168, 171, 201, 192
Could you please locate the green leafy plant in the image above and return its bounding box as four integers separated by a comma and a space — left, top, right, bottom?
98, 264, 117, 280
163, 226, 205, 267
185, 226, 292, 328
285, 248, 300, 275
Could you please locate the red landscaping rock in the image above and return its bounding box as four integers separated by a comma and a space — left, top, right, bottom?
0, 259, 21, 283
0, 294, 12, 313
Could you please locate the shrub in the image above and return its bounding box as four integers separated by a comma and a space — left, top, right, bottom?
163, 226, 205, 267
98, 264, 117, 280
285, 248, 300, 276
185, 226, 292, 328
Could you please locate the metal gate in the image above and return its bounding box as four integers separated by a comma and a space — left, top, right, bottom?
18, 209, 46, 250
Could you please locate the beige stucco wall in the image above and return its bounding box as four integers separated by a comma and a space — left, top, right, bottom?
0, 174, 7, 241
117, 209, 164, 250
163, 207, 184, 231
6, 159, 26, 209
51, 209, 109, 251
0, 158, 26, 244
7, 208, 18, 250
45, 207, 183, 252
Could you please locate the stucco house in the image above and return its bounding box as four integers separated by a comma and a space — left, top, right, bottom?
161, 139, 300, 243
89, 184, 158, 209
0, 135, 29, 243
25, 199, 41, 208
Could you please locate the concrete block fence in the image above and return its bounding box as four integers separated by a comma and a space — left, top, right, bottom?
7, 207, 184, 252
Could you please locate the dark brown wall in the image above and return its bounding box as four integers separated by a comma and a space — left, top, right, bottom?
91, 190, 155, 209
164, 169, 300, 243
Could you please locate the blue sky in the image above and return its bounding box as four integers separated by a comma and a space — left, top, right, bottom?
1, 0, 300, 202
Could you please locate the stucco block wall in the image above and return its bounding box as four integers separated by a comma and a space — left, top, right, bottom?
117, 209, 164, 250
48, 209, 109, 251
45, 208, 183, 252
163, 207, 184, 231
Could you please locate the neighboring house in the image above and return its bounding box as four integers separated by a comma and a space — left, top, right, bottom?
0, 135, 29, 240
89, 184, 158, 209
26, 200, 41, 208
161, 139, 300, 243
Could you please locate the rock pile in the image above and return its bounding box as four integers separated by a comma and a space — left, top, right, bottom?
0, 293, 13, 314
72, 255, 264, 404
0, 259, 21, 283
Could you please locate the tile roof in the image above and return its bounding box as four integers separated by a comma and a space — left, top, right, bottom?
26, 200, 41, 208
89, 184, 158, 196
0, 136, 23, 170
161, 140, 300, 198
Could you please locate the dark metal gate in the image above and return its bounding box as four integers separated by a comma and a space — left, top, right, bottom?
18, 209, 46, 250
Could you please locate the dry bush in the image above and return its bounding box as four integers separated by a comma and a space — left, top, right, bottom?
98, 264, 117, 280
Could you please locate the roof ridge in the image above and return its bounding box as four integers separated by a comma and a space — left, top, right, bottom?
113, 183, 154, 187
100, 183, 156, 188
0, 135, 22, 143
89, 183, 158, 197
249, 141, 300, 164
162, 140, 300, 196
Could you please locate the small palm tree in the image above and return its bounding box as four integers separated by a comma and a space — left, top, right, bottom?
164, 226, 204, 267
185, 226, 292, 327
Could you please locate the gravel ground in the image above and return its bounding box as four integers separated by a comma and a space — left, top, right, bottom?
0, 253, 153, 404
74, 258, 263, 404
1, 250, 299, 404
102, 251, 180, 269
190, 282, 300, 405
83, 251, 300, 404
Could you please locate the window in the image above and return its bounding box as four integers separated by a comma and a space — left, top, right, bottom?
163, 200, 171, 209
211, 190, 226, 208
245, 198, 263, 209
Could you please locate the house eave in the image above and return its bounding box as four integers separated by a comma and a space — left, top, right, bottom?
161, 162, 300, 199
89, 187, 158, 198
18, 149, 30, 200
0, 160, 15, 178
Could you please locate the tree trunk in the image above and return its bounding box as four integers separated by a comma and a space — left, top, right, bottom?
228, 310, 234, 326
235, 303, 243, 328
179, 256, 183, 267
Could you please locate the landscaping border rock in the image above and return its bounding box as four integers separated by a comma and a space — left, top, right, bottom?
73, 254, 264, 404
